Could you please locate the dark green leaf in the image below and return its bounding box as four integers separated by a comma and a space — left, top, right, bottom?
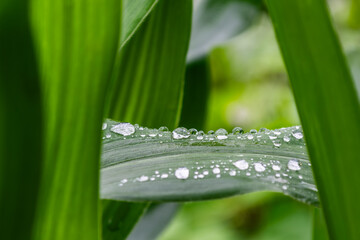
266, 0, 360, 239
0, 1, 42, 239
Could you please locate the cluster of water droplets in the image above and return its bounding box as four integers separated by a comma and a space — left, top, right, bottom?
101, 120, 317, 204
102, 120, 305, 148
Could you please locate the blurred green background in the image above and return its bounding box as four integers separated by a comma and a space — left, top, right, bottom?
158, 0, 360, 239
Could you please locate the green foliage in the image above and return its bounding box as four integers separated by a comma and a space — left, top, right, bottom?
266, 0, 360, 239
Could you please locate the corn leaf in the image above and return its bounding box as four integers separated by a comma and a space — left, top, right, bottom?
100, 120, 318, 206
266, 0, 360, 239
30, 0, 121, 239
0, 1, 42, 239
102, 0, 192, 239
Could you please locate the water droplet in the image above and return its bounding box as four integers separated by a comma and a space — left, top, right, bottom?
269, 135, 277, 140
189, 128, 198, 135
259, 128, 268, 133
212, 167, 221, 174
292, 130, 303, 139
161, 173, 168, 179
216, 174, 221, 178
273, 140, 281, 147
275, 173, 281, 177
215, 128, 228, 140
250, 129, 257, 134
282, 185, 288, 190
254, 163, 266, 172
233, 160, 249, 170
299, 175, 303, 179
121, 179, 128, 183
283, 136, 291, 142
197, 131, 204, 140
111, 123, 135, 136
198, 174, 204, 179
159, 126, 169, 132
172, 127, 190, 139
232, 127, 244, 134
229, 170, 236, 176
246, 172, 251, 176
247, 135, 254, 140
138, 176, 149, 182
102, 123, 107, 130
288, 159, 301, 171
273, 131, 281, 135
175, 167, 190, 179
148, 129, 157, 137
203, 170, 209, 175
207, 130, 215, 135
272, 165, 281, 171
106, 134, 111, 139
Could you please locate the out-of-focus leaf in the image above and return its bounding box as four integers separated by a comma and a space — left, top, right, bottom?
180, 59, 210, 129
103, 0, 192, 239
120, 0, 159, 48
127, 203, 179, 240
30, 0, 121, 239
313, 208, 329, 240
101, 120, 318, 206
102, 200, 149, 240
266, 0, 360, 239
0, 1, 42, 239
187, 0, 263, 63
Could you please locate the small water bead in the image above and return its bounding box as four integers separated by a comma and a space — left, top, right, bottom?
161, 173, 169, 179
172, 127, 190, 139
215, 128, 228, 140
105, 134, 111, 139
212, 167, 221, 174
233, 160, 249, 170
198, 174, 204, 179
189, 128, 198, 135
203, 171, 209, 175
273, 140, 281, 147
272, 165, 281, 171
159, 126, 169, 132
148, 129, 158, 137
254, 163, 266, 172
250, 129, 257, 134
299, 175, 303, 179
232, 127, 244, 134
269, 135, 277, 140
197, 131, 204, 140
121, 179, 128, 184
138, 176, 149, 182
273, 131, 281, 135
288, 159, 301, 171
247, 135, 254, 140
175, 167, 190, 179
216, 174, 221, 178
207, 130, 215, 135
292, 130, 303, 139
259, 128, 268, 133
283, 136, 291, 142
102, 123, 107, 130
275, 173, 281, 178
282, 185, 289, 190
246, 172, 251, 176
111, 123, 135, 136
229, 170, 236, 176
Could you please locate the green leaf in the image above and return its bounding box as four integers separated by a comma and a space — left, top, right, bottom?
30, 0, 122, 239
103, 0, 192, 239
313, 208, 329, 240
120, 0, 159, 48
100, 120, 318, 206
266, 0, 360, 239
127, 203, 179, 240
102, 200, 149, 240
187, 0, 263, 63
0, 1, 42, 239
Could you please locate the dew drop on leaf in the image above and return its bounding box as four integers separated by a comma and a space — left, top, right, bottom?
254, 163, 266, 172
175, 167, 190, 179
111, 123, 135, 136
232, 127, 244, 134
233, 160, 249, 170
215, 128, 228, 140
288, 159, 301, 171
172, 127, 190, 139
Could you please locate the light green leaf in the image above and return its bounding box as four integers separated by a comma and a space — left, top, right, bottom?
100, 120, 318, 206
187, 0, 263, 63
0, 1, 42, 239
30, 0, 122, 239
266, 0, 360, 239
